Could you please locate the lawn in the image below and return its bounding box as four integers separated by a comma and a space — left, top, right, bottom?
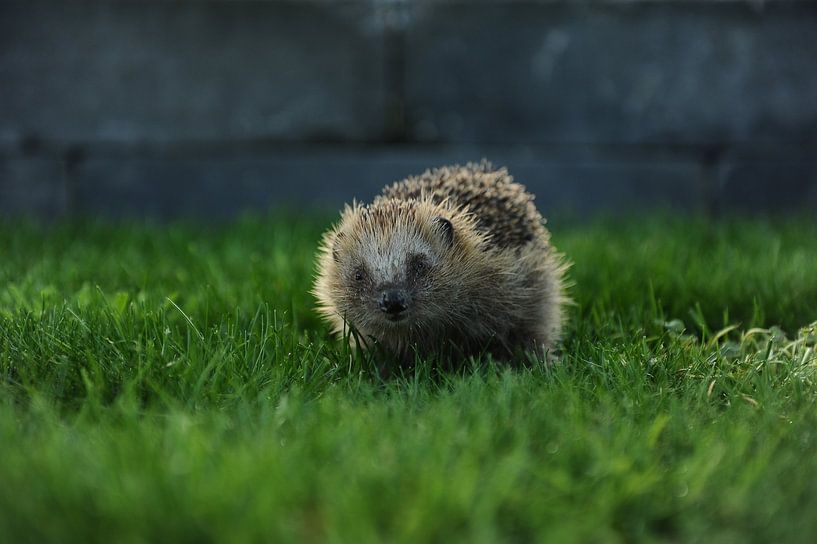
1, 214, 816, 543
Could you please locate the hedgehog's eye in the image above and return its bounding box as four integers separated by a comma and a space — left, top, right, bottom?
408, 254, 430, 277
353, 267, 366, 282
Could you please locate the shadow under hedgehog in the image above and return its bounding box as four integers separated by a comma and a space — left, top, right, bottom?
313, 160, 569, 366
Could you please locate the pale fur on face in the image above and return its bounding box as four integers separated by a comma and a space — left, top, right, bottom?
313, 198, 487, 349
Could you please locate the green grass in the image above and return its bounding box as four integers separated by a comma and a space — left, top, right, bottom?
1, 214, 816, 543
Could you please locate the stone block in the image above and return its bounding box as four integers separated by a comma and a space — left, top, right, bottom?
70, 147, 705, 219
714, 157, 817, 213
0, 1, 388, 146
0, 158, 67, 218
405, 1, 817, 146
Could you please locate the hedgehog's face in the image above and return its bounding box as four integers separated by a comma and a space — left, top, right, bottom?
329, 206, 456, 335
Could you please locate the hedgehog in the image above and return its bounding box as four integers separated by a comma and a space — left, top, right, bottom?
313, 160, 569, 365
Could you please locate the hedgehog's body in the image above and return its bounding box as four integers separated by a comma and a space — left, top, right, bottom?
313, 161, 568, 364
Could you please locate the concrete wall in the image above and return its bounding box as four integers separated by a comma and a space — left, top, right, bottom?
2, 0, 816, 219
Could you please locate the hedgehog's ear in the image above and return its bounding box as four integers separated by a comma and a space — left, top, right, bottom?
332, 231, 345, 263
432, 216, 455, 247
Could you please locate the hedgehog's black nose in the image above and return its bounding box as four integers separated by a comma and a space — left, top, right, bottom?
379, 290, 407, 317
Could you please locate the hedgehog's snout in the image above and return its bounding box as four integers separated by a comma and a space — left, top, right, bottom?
379, 289, 408, 320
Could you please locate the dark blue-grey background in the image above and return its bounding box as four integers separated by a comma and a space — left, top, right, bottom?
2, 0, 816, 219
